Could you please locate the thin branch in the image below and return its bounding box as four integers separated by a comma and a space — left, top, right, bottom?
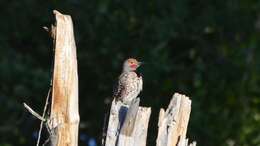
23, 88, 52, 146
36, 88, 52, 146
23, 103, 46, 122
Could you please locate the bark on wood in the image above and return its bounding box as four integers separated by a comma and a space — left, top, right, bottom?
156, 93, 196, 146
47, 10, 80, 146
105, 98, 151, 146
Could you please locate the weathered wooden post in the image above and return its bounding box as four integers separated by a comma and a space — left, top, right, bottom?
23, 10, 196, 146
104, 93, 196, 146
47, 10, 80, 146
24, 10, 80, 146
156, 93, 196, 146
104, 98, 151, 146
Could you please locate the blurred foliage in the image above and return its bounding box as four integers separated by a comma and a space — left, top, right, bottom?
0, 0, 260, 146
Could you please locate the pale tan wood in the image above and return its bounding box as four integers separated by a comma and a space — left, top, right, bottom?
105, 98, 151, 146
118, 106, 151, 146
156, 93, 196, 146
104, 99, 123, 146
120, 98, 140, 136
47, 10, 79, 146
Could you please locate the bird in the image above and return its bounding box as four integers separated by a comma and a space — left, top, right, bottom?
113, 58, 143, 105
102, 58, 142, 144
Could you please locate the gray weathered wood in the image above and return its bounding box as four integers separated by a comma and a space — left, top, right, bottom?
118, 106, 151, 146
156, 93, 196, 146
47, 10, 80, 146
105, 98, 151, 146
120, 98, 140, 136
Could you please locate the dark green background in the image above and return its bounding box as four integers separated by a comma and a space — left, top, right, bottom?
1, 0, 260, 146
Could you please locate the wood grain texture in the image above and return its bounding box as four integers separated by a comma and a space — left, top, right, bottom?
105, 98, 151, 146
156, 93, 196, 146
48, 10, 79, 146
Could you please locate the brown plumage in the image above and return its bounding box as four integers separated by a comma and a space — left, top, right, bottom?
113, 58, 143, 104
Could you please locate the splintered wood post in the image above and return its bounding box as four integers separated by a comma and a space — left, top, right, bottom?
105, 98, 151, 146
156, 93, 196, 146
47, 10, 80, 146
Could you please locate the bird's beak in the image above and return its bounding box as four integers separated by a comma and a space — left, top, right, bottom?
138, 61, 143, 67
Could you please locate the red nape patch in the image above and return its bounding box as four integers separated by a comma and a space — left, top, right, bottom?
130, 64, 137, 68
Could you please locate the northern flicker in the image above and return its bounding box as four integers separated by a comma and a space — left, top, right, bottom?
113, 58, 143, 104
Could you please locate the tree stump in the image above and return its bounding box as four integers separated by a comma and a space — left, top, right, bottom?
156, 93, 196, 146
47, 10, 80, 146
104, 98, 151, 146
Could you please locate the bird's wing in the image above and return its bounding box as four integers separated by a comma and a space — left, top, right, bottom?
113, 73, 128, 99
128, 72, 142, 94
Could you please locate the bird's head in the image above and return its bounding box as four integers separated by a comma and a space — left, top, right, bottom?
123, 58, 142, 72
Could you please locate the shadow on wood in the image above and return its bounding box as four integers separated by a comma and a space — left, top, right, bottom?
104, 93, 196, 146
105, 98, 151, 146
120, 98, 140, 136
156, 93, 195, 146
